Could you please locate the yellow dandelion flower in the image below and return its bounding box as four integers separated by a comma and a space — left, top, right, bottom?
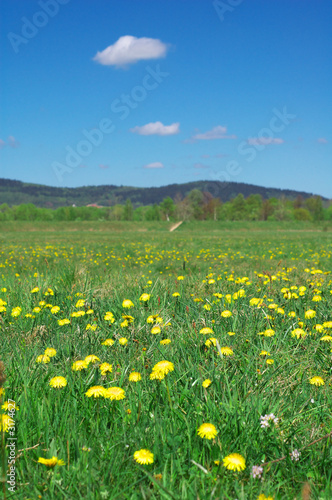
172, 292, 180, 297
51, 306, 60, 314
291, 328, 306, 339
320, 335, 332, 342
30, 287, 39, 294
122, 299, 134, 309
205, 337, 217, 347
104, 387, 125, 400
44, 348, 56, 358
197, 423, 218, 440
36, 354, 50, 364
160, 338, 171, 345
38, 456, 65, 467
222, 453, 246, 471
75, 299, 85, 308
1, 401, 19, 411
219, 347, 234, 356
305, 310, 316, 319
133, 449, 154, 464
227, 331, 236, 336
84, 355, 100, 365
101, 339, 115, 346
312, 295, 322, 302
249, 298, 263, 307
323, 321, 332, 328
0, 414, 14, 432
264, 329, 275, 337
129, 372, 141, 382
104, 312, 115, 323
266, 359, 274, 365
72, 360, 88, 371
100, 363, 112, 376
49, 376, 67, 388
309, 376, 324, 386
139, 293, 150, 302
151, 326, 161, 335
86, 323, 97, 331
221, 310, 232, 318
85, 386, 106, 398
11, 307, 22, 317
58, 318, 70, 326
177, 276, 184, 281
150, 360, 174, 380
202, 379, 212, 388
257, 494, 274, 500
119, 337, 128, 346
200, 327, 214, 335
288, 311, 296, 318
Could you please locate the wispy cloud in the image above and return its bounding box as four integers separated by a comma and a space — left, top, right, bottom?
99, 164, 109, 169
93, 35, 169, 68
317, 137, 328, 144
194, 162, 210, 169
247, 137, 284, 145
130, 121, 179, 136
186, 126, 236, 143
143, 161, 164, 169
0, 136, 20, 149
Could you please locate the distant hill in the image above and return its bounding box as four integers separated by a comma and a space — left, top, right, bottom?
0, 178, 327, 208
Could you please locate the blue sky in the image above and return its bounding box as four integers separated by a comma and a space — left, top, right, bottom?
1, 0, 331, 197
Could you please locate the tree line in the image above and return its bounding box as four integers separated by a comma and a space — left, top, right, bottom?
0, 191, 331, 222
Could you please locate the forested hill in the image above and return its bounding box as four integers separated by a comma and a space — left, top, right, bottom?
0, 178, 327, 208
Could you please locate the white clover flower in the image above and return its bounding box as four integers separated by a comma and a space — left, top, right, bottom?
290, 449, 301, 461
251, 465, 263, 479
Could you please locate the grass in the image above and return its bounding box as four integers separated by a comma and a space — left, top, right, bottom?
0, 222, 331, 499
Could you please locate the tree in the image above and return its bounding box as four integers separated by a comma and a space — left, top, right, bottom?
305, 196, 324, 221
159, 197, 175, 221
145, 204, 161, 221
123, 199, 133, 221
187, 189, 204, 219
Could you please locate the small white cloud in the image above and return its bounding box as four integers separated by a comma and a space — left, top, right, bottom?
99, 164, 109, 169
247, 137, 284, 145
130, 121, 179, 136
0, 139, 6, 149
8, 136, 20, 148
143, 161, 164, 169
186, 126, 236, 143
317, 137, 328, 144
194, 162, 209, 169
93, 35, 169, 68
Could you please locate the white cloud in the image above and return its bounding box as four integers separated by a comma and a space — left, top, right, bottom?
99, 164, 109, 169
8, 136, 20, 148
0, 136, 20, 149
93, 35, 168, 67
143, 162, 164, 169
194, 162, 209, 169
317, 137, 328, 144
186, 126, 236, 143
130, 121, 179, 136
247, 137, 284, 145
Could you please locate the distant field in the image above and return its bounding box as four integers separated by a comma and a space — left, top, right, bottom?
0, 219, 331, 234
0, 223, 331, 499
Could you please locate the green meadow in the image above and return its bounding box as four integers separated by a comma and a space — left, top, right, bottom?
0, 222, 331, 499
